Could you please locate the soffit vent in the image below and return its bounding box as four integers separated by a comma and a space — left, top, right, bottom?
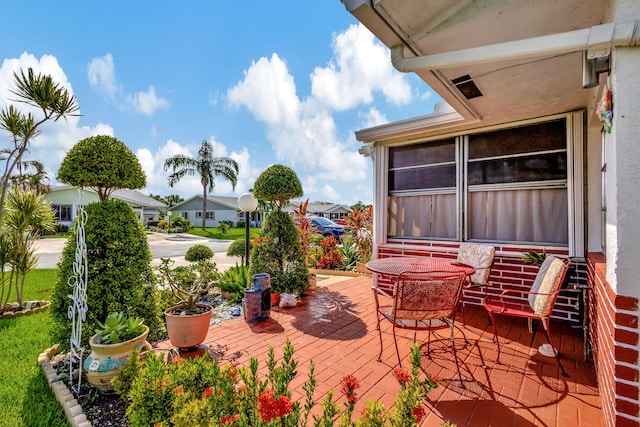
451, 75, 483, 99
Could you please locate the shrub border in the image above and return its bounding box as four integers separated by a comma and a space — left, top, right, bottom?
0, 300, 51, 319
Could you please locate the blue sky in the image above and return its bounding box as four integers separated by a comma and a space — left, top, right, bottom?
0, 1, 440, 206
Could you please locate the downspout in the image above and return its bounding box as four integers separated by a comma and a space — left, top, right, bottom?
391, 20, 640, 72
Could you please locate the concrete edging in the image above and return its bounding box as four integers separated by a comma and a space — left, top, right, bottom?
38, 345, 92, 427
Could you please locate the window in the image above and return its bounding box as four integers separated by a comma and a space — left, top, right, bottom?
388, 118, 570, 246
388, 139, 457, 239
196, 211, 215, 219
52, 205, 72, 221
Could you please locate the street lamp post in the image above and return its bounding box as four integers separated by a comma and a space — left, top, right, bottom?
237, 193, 258, 266
167, 211, 172, 227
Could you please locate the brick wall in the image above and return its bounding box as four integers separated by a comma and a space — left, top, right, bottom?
377, 240, 584, 322
588, 253, 640, 427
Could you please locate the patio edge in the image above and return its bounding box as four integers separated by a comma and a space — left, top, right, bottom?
38, 345, 92, 427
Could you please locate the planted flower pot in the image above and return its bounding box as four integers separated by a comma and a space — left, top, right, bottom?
164, 304, 212, 351
84, 325, 150, 393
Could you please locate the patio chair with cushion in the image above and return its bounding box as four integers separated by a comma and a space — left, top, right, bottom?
483, 255, 571, 376
374, 270, 468, 381
456, 242, 496, 325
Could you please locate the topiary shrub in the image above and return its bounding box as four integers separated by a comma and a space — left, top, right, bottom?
227, 238, 252, 265
56, 135, 146, 201
184, 244, 214, 262
250, 165, 308, 295
250, 211, 308, 295
252, 164, 303, 211
50, 199, 162, 349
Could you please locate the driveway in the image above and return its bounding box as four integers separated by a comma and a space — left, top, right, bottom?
34, 233, 240, 270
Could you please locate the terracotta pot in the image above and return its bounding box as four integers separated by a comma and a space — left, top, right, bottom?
84, 325, 150, 393
271, 293, 281, 307
164, 304, 212, 351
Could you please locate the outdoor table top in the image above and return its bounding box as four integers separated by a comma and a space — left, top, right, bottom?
366, 257, 476, 278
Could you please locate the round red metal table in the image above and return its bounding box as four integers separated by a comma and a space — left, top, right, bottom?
366, 257, 475, 278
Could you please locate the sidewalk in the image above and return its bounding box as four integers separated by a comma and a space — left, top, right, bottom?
34, 233, 355, 287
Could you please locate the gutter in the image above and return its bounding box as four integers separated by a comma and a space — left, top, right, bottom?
390, 20, 640, 72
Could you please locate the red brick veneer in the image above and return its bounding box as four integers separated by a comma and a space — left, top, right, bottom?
588, 252, 640, 427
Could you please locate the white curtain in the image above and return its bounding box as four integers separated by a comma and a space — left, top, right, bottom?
388, 194, 456, 239
468, 188, 568, 243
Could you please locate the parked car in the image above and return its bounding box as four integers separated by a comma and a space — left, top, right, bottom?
333, 218, 350, 228
294, 216, 345, 239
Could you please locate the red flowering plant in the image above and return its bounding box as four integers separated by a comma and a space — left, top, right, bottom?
315, 235, 344, 270
113, 341, 442, 427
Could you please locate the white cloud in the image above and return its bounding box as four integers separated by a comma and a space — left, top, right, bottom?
125, 85, 170, 116
360, 107, 388, 128
227, 53, 300, 127
0, 53, 111, 183
321, 184, 340, 201
310, 24, 412, 111
87, 53, 121, 96
87, 54, 169, 115
226, 36, 373, 194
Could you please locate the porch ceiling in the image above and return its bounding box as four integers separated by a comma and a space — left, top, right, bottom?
342, 0, 610, 140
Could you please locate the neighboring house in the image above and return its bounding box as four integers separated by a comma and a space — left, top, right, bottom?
169, 195, 264, 228
285, 202, 350, 220
44, 186, 167, 227
341, 1, 639, 425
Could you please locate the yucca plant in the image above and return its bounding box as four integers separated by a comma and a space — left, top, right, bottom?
522, 249, 547, 266
0, 188, 56, 313
219, 263, 250, 303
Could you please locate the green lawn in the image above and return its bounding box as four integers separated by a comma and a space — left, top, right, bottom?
187, 226, 262, 240
0, 269, 67, 427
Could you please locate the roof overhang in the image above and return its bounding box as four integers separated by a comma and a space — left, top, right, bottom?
341, 0, 639, 142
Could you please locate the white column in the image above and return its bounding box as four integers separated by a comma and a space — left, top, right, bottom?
608, 46, 640, 296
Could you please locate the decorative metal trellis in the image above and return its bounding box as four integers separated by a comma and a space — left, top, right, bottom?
67, 191, 88, 394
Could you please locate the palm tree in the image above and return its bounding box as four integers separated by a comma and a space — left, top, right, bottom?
0, 68, 79, 225
9, 159, 50, 194
164, 140, 239, 229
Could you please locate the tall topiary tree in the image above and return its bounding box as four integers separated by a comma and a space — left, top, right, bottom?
56, 135, 146, 201
50, 136, 161, 349
250, 165, 308, 294
252, 164, 303, 211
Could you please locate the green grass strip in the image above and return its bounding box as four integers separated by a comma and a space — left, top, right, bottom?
0, 269, 67, 427
187, 226, 262, 240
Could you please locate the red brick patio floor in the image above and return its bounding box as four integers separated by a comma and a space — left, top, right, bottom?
159, 276, 602, 426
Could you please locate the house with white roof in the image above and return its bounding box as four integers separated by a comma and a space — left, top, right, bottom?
169, 195, 264, 228
44, 186, 166, 227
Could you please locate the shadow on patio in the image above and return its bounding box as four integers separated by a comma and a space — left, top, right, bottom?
158, 276, 601, 426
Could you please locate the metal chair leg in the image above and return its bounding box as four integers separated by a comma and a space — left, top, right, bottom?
392, 326, 402, 367
446, 319, 466, 389
542, 319, 569, 377
488, 311, 501, 362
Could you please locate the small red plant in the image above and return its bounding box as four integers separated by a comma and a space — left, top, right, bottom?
316, 235, 343, 270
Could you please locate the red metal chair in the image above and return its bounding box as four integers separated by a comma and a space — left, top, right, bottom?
374, 270, 468, 379
483, 255, 571, 376
456, 242, 496, 325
